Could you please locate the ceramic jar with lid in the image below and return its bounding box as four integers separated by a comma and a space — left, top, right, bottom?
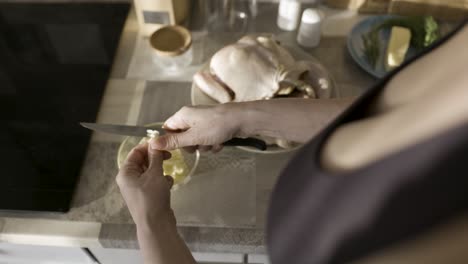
149, 25, 192, 71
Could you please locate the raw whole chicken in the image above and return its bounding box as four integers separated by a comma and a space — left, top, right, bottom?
194, 35, 316, 103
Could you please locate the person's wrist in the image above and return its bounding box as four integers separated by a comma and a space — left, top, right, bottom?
221, 102, 258, 138
136, 211, 176, 235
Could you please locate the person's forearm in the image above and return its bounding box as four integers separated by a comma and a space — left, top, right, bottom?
232, 98, 356, 143
136, 216, 196, 264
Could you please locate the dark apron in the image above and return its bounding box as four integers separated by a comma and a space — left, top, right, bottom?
267, 22, 468, 264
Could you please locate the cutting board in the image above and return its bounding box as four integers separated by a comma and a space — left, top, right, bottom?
138, 81, 256, 228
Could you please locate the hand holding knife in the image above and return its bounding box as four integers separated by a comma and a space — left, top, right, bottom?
80, 123, 267, 151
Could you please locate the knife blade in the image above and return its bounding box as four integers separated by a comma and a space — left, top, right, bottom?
80, 122, 267, 151
81, 122, 160, 137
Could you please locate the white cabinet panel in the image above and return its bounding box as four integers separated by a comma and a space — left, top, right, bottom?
90, 248, 143, 264
193, 252, 244, 263
248, 254, 270, 264
0, 242, 95, 264
90, 248, 244, 264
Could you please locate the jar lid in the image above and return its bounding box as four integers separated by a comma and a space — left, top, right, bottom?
150, 25, 192, 57
301, 8, 322, 24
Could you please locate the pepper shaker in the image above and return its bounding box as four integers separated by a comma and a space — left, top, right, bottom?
297, 8, 323, 48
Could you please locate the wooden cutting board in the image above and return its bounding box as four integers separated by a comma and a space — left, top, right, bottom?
137, 81, 257, 228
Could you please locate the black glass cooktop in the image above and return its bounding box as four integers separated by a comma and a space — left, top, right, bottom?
0, 3, 129, 212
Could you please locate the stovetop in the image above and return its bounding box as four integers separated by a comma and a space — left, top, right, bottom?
0, 2, 130, 212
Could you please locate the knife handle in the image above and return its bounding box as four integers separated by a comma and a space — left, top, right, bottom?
222, 137, 267, 151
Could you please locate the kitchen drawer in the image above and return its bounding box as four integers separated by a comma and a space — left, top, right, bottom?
193, 252, 244, 263
89, 248, 142, 264
248, 254, 270, 264
90, 247, 244, 264
0, 242, 95, 264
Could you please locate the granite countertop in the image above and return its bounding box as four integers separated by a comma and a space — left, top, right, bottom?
0, 3, 375, 253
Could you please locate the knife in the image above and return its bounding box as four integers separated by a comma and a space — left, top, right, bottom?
80, 122, 267, 151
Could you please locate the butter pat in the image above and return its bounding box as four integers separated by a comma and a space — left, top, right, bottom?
386, 26, 411, 70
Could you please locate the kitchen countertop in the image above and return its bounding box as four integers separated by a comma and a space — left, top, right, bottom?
0, 3, 375, 254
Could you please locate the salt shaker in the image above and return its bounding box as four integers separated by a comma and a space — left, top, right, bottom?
297, 8, 323, 48
277, 0, 301, 31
